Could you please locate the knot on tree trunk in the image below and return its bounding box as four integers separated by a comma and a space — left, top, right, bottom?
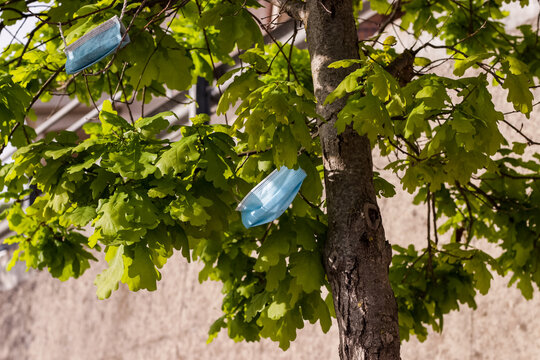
364, 202, 381, 231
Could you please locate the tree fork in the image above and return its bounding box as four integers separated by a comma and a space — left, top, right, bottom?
302, 0, 401, 358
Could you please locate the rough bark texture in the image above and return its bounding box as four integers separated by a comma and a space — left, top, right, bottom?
303, 0, 401, 359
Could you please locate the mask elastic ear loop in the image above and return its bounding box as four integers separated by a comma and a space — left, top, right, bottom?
119, 0, 127, 21
58, 22, 67, 51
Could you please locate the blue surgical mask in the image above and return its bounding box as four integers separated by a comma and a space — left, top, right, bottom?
236, 167, 307, 228
65, 16, 130, 75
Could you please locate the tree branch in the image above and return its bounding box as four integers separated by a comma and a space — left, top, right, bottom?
26, 65, 64, 112
501, 118, 540, 146
262, 0, 306, 22
385, 49, 415, 86
455, 181, 474, 244
371, 0, 402, 45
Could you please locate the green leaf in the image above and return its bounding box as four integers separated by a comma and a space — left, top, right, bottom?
44, 147, 72, 160
192, 113, 210, 126
414, 57, 431, 67
370, 0, 392, 14
451, 111, 476, 134
61, 206, 96, 227
273, 125, 298, 168
517, 277, 534, 300
328, 59, 363, 68
135, 112, 173, 136
169, 193, 213, 226
239, 49, 269, 72
156, 134, 200, 176
217, 68, 243, 86
122, 243, 161, 291
416, 82, 450, 109
90, 170, 116, 199
246, 292, 270, 322
404, 102, 427, 138
502, 73, 534, 117
266, 258, 287, 291
95, 245, 125, 299
373, 172, 396, 198
367, 65, 401, 102
217, 70, 262, 115
453, 53, 491, 76
94, 192, 131, 235
466, 258, 493, 295
506, 56, 529, 75
268, 301, 288, 320
207, 316, 227, 344
336, 94, 391, 142
203, 143, 232, 189
290, 111, 313, 151
148, 177, 176, 198
383, 36, 397, 50
99, 101, 131, 134
512, 142, 527, 155
106, 149, 157, 180
325, 68, 365, 104
156, 36, 194, 91
255, 230, 290, 272
289, 251, 324, 293
294, 220, 317, 251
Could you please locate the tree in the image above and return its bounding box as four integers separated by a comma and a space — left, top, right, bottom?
1, 0, 539, 359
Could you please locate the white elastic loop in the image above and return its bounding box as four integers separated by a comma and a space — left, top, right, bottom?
119, 0, 128, 20
58, 22, 67, 49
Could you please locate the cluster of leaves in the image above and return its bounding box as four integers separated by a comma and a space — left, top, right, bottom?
327, 0, 540, 341
0, 0, 337, 345
0, 75, 35, 149
1, 0, 264, 109
0, 92, 330, 348
391, 243, 498, 341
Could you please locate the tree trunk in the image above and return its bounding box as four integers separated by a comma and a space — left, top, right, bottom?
304, 0, 401, 358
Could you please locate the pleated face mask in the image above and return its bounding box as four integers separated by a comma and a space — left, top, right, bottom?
64, 16, 130, 75
236, 167, 307, 228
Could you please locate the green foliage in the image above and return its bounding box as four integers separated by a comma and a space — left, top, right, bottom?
0, 3, 329, 344
0, 75, 33, 148
390, 243, 500, 341
326, 0, 540, 342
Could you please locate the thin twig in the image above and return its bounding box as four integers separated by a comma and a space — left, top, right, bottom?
259, 222, 273, 244
287, 20, 297, 82
467, 181, 500, 210
455, 181, 474, 244
196, 0, 227, 125
26, 66, 64, 112
431, 191, 439, 245
501, 119, 540, 146
83, 70, 99, 112
117, 71, 134, 124
245, 8, 301, 84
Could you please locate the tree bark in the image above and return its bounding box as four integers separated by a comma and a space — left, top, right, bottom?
303, 0, 401, 359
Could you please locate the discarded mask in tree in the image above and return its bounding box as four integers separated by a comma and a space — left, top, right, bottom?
236, 167, 307, 228
65, 16, 130, 75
